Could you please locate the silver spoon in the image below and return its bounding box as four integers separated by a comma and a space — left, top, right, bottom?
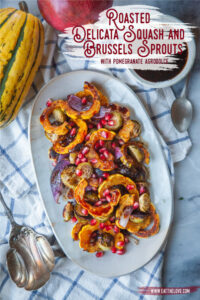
0, 192, 55, 290
171, 74, 193, 132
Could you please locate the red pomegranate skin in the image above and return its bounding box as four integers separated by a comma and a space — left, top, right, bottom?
38, 0, 113, 32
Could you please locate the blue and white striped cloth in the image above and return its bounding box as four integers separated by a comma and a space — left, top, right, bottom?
0, 23, 191, 300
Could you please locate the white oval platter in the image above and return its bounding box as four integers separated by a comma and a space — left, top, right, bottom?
29, 70, 173, 277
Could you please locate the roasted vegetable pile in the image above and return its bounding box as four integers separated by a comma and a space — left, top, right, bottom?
40, 82, 160, 257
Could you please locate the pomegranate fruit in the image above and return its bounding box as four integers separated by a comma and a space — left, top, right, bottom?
38, 0, 113, 32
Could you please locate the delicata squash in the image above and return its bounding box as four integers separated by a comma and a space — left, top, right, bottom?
53, 119, 87, 154
0, 7, 44, 128
40, 100, 69, 135
40, 82, 160, 257
65, 82, 101, 119
86, 129, 116, 171
120, 141, 150, 168
75, 179, 121, 219
78, 221, 125, 252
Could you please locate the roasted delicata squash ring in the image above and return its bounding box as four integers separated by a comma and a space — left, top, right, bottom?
134, 204, 160, 238
77, 86, 109, 106
71, 222, 87, 241
96, 89, 109, 106
98, 174, 139, 199
65, 82, 101, 120
120, 141, 150, 168
75, 179, 121, 219
126, 215, 151, 234
40, 100, 69, 135
115, 194, 151, 233
78, 221, 124, 252
86, 129, 116, 171
53, 119, 87, 154
79, 223, 100, 252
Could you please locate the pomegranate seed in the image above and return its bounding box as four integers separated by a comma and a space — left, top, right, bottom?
69, 120, 75, 127
100, 154, 106, 161
92, 186, 97, 191
101, 119, 107, 126
139, 186, 146, 195
81, 157, 87, 162
99, 140, 105, 147
85, 134, 91, 141
125, 237, 129, 244
111, 142, 117, 149
95, 200, 102, 207
118, 139, 124, 145
110, 216, 115, 222
99, 177, 104, 184
99, 223, 105, 229
81, 208, 88, 216
99, 147, 107, 153
81, 97, 87, 104
76, 169, 83, 176
90, 219, 97, 225
111, 246, 117, 253
103, 150, 109, 158
103, 189, 110, 197
105, 225, 112, 231
88, 123, 94, 129
116, 249, 125, 255
46, 99, 52, 107
91, 158, 98, 164
106, 195, 112, 202
92, 173, 97, 178
96, 251, 104, 258
75, 158, 81, 165
105, 113, 112, 121
127, 184, 135, 191
117, 241, 125, 247
71, 216, 77, 223
52, 161, 56, 167
102, 172, 109, 179
133, 202, 139, 210
101, 131, 109, 139
82, 146, 89, 155
70, 128, 76, 136
114, 225, 119, 233
108, 120, 115, 126
78, 153, 84, 159
100, 197, 107, 202
97, 122, 102, 129
95, 141, 100, 150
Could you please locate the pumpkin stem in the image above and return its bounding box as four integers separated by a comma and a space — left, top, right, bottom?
19, 1, 29, 13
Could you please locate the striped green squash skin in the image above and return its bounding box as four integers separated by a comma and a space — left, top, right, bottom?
0, 8, 44, 128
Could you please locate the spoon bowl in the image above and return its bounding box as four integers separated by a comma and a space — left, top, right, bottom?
171, 97, 193, 132
0, 192, 55, 290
